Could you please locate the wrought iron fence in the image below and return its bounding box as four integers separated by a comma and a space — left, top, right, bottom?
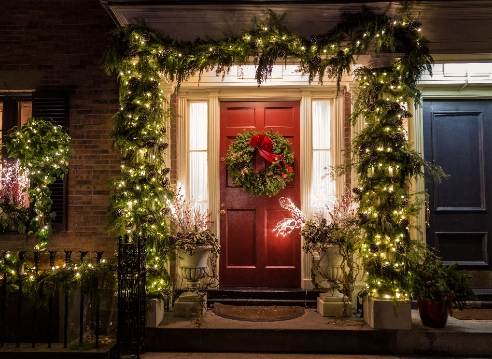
0, 236, 148, 357
0, 249, 117, 349
117, 235, 146, 359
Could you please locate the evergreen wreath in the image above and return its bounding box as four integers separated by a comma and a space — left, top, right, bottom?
226, 130, 294, 197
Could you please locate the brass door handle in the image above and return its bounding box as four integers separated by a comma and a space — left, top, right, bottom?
220, 209, 226, 215
425, 201, 430, 228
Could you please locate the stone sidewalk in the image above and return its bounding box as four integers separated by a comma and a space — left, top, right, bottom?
140, 354, 483, 359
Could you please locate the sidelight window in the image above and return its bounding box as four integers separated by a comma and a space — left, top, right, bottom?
310, 100, 334, 209
188, 102, 209, 212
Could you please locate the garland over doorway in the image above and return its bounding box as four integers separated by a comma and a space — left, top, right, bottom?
103, 2, 442, 299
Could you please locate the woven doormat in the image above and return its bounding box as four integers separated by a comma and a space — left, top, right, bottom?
452, 309, 492, 320
213, 303, 304, 322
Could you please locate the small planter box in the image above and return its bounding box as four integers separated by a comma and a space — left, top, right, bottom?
363, 297, 411, 330
317, 293, 352, 317
146, 298, 165, 327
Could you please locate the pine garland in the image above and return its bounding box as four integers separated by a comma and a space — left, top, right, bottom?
103, 2, 440, 300
0, 253, 117, 307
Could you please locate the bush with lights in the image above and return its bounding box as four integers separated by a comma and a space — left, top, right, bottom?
5, 117, 73, 250
103, 2, 444, 301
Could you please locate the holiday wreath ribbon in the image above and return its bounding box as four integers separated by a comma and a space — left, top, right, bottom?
248, 133, 294, 178
226, 129, 295, 197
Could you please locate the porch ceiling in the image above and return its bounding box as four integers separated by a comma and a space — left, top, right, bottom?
101, 0, 492, 62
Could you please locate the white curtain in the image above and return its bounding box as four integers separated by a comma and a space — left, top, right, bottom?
189, 102, 208, 208
310, 100, 334, 212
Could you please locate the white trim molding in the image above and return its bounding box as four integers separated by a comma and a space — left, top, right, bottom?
171, 64, 349, 289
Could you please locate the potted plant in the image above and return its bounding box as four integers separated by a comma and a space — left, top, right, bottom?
274, 191, 363, 316
411, 246, 476, 328
167, 188, 220, 316
300, 193, 363, 300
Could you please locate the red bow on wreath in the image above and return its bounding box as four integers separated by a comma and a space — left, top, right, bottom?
248, 133, 294, 178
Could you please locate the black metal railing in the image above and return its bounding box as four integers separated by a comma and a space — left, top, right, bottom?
0, 249, 116, 349
116, 235, 146, 359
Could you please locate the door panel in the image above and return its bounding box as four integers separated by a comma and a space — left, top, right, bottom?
433, 112, 484, 210
225, 209, 256, 267
220, 101, 300, 287
423, 100, 491, 269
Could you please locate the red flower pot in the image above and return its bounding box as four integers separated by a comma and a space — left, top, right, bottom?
417, 296, 450, 328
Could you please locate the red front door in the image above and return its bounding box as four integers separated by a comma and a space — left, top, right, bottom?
219, 101, 301, 287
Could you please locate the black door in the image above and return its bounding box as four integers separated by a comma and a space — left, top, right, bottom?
423, 100, 491, 271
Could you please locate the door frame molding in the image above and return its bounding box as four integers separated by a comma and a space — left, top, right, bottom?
176, 85, 343, 289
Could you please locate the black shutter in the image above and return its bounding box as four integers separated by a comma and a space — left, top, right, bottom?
32, 91, 69, 232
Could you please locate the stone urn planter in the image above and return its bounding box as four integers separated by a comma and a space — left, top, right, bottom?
318, 245, 344, 295
177, 245, 211, 292
317, 244, 353, 317
173, 245, 211, 317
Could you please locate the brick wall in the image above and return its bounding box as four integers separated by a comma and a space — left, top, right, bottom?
0, 0, 120, 258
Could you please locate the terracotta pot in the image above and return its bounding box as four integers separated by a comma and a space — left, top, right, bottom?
417, 296, 450, 328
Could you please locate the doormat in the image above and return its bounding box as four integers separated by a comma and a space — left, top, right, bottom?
453, 309, 492, 320
213, 303, 304, 322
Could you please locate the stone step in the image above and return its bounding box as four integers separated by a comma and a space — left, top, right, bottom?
204, 287, 321, 307
145, 309, 492, 356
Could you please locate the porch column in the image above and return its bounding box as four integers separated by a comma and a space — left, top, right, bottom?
300, 90, 313, 289
411, 101, 426, 243
208, 90, 220, 239
333, 88, 346, 197
161, 83, 173, 179
176, 93, 188, 191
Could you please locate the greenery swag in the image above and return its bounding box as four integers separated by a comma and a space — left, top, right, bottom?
103, 1, 439, 300
226, 130, 294, 197
5, 117, 73, 250
0, 251, 117, 307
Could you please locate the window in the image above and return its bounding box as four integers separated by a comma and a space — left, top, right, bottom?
310, 100, 334, 210
0, 91, 69, 231
0, 95, 32, 173
188, 102, 209, 212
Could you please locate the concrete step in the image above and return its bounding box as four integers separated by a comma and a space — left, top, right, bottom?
146, 309, 492, 356
204, 287, 321, 307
